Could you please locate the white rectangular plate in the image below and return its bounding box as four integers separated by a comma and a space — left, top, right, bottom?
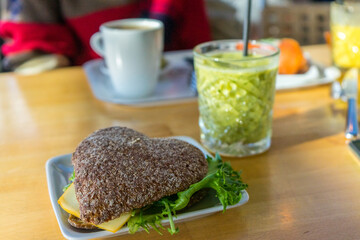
46, 136, 249, 240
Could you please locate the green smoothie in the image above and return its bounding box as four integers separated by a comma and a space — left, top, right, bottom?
194, 50, 278, 156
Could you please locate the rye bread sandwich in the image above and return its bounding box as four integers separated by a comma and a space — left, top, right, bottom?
58, 126, 247, 234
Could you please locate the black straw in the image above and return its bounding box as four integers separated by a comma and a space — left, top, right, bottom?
243, 0, 252, 56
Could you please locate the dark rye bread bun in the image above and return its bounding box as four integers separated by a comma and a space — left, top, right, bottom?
68, 215, 98, 230
72, 126, 208, 225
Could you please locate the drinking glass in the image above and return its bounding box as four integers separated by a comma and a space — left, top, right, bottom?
331, 1, 360, 69
193, 40, 279, 157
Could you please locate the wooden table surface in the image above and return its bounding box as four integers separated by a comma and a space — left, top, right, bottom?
1, 45, 360, 240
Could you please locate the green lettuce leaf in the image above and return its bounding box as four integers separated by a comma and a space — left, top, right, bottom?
62, 171, 75, 192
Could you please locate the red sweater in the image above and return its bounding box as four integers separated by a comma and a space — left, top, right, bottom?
0, 0, 211, 65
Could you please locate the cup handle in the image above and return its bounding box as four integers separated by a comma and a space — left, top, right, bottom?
90, 32, 104, 57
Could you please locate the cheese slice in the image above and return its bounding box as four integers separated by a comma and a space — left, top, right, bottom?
58, 183, 131, 233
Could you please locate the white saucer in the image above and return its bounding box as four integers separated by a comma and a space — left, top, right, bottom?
83, 50, 197, 107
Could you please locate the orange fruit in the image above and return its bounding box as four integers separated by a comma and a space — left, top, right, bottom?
278, 38, 307, 74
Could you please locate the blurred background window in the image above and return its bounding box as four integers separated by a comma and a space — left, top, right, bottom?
205, 0, 333, 45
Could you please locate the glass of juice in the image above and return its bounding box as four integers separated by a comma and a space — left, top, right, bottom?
193, 40, 279, 157
331, 1, 360, 69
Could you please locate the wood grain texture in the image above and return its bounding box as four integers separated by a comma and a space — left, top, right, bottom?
1, 45, 360, 240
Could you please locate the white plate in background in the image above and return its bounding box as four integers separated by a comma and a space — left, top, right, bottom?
276, 64, 340, 90
276, 53, 341, 90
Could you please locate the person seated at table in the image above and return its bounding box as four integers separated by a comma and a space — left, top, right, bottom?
0, 0, 211, 74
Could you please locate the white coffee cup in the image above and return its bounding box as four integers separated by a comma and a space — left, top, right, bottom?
90, 18, 164, 98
